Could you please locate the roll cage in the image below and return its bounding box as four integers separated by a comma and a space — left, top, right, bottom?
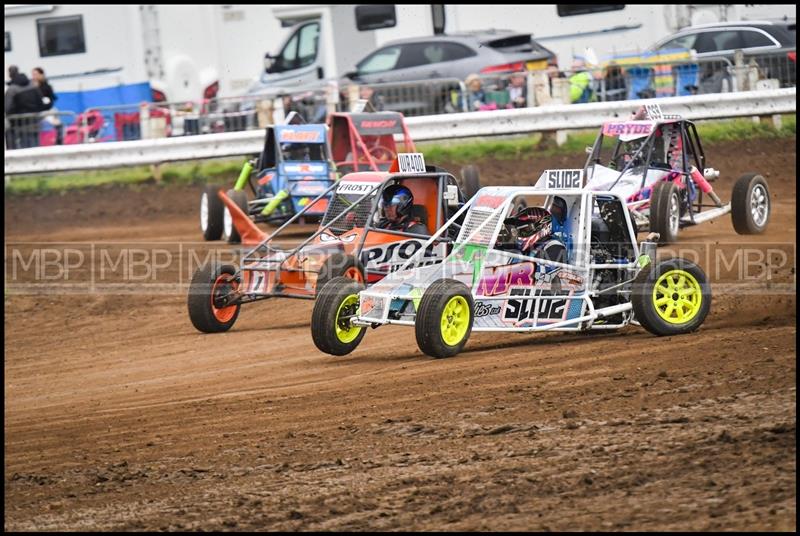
233, 169, 467, 302
582, 118, 721, 225
352, 187, 648, 333
383, 186, 642, 285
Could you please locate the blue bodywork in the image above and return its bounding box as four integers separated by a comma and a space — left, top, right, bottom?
255, 124, 335, 219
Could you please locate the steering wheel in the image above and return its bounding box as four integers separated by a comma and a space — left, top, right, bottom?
358, 145, 396, 163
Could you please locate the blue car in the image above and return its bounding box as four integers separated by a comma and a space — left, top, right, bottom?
201, 119, 336, 243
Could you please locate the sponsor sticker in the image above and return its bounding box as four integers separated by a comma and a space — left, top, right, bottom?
360, 119, 398, 129
362, 239, 445, 271
474, 301, 502, 318
283, 163, 325, 174
502, 288, 571, 326
336, 181, 379, 195
360, 295, 384, 316
278, 129, 323, 143
397, 153, 427, 174
474, 193, 507, 209
601, 121, 654, 138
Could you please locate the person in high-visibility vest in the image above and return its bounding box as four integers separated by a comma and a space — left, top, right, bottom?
568, 55, 596, 104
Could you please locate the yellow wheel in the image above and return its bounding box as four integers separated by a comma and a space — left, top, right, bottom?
440, 296, 470, 346
632, 258, 711, 336
652, 269, 703, 324
335, 294, 363, 344
311, 277, 366, 356
416, 279, 474, 358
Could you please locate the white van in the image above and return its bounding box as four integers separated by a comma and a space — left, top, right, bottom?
242, 5, 425, 98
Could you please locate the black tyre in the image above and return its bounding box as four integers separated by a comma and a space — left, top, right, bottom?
415, 279, 474, 359
315, 253, 365, 292
188, 263, 241, 333
224, 189, 249, 244
731, 173, 770, 235
649, 181, 681, 244
460, 165, 481, 199
200, 185, 224, 241
311, 277, 366, 356
631, 258, 711, 337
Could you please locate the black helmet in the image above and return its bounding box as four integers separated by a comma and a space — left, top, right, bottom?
504, 206, 552, 251
380, 184, 414, 221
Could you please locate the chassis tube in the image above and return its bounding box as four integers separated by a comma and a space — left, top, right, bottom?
234, 160, 254, 191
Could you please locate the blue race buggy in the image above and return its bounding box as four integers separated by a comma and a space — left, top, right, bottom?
201, 114, 336, 243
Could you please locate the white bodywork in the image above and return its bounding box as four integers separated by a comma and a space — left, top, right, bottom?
585, 164, 672, 203
353, 184, 644, 333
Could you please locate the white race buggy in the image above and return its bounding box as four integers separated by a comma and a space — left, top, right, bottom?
311, 172, 712, 359
583, 104, 771, 243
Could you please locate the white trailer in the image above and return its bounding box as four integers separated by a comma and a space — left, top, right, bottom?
4, 4, 220, 109
215, 4, 437, 98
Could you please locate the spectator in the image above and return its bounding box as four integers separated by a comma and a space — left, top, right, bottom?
506, 72, 528, 108
5, 65, 47, 148
31, 67, 56, 110
541, 63, 569, 104
546, 63, 566, 80
568, 55, 596, 104
602, 63, 627, 102
32, 66, 63, 144
359, 85, 385, 112
465, 74, 487, 111
295, 90, 327, 123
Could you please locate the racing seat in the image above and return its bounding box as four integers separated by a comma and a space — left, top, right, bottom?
554, 197, 579, 264
400, 178, 439, 235
410, 205, 429, 231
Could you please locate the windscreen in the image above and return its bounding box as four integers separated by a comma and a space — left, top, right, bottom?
320, 183, 380, 235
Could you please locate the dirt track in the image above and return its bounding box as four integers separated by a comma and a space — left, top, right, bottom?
4, 138, 796, 531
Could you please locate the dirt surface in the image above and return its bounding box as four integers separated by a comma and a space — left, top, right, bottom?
4, 138, 796, 531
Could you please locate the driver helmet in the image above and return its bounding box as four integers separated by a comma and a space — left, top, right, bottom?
379, 184, 414, 223
505, 206, 552, 252
550, 196, 568, 226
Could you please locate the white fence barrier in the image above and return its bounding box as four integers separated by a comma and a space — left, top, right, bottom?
4, 88, 795, 177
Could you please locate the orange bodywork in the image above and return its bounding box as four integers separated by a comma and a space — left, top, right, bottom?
220, 171, 442, 298
220, 170, 444, 298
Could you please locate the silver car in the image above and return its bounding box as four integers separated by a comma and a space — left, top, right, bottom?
343, 30, 557, 115
649, 20, 796, 89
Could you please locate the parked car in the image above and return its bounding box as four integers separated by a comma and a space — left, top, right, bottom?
342, 30, 557, 115
649, 20, 796, 88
